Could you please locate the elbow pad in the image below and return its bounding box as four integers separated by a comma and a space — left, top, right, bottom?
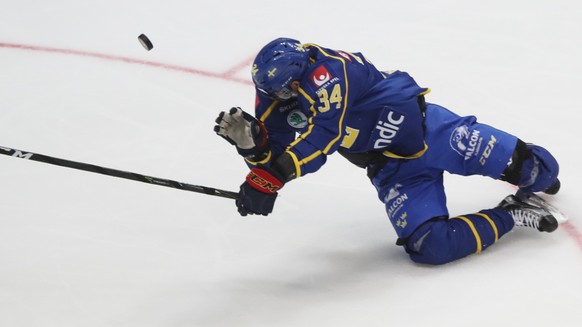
271, 152, 298, 183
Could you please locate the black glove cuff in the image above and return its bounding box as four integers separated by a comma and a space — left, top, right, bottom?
500, 139, 531, 185
237, 119, 270, 162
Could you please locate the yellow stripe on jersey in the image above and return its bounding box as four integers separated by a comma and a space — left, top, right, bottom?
298, 87, 316, 106
382, 143, 428, 159
310, 46, 350, 154
288, 121, 316, 149
453, 216, 483, 254
298, 87, 318, 119
420, 88, 432, 96
288, 87, 318, 149
291, 44, 350, 166
301, 150, 323, 164
285, 150, 302, 178
259, 100, 280, 122
284, 87, 320, 176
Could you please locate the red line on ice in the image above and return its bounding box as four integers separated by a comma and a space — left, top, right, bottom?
503, 184, 582, 255
0, 42, 253, 85
561, 222, 582, 253
4, 41, 582, 256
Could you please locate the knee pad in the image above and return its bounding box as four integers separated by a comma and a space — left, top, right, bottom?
404, 220, 457, 265
404, 209, 514, 265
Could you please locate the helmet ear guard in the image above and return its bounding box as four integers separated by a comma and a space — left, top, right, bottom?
252, 38, 309, 99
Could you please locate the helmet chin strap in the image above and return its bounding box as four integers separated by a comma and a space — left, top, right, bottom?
276, 90, 300, 101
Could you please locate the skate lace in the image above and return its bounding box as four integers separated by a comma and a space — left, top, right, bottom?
510, 208, 541, 229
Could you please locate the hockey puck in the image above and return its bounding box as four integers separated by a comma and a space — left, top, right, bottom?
138, 34, 153, 51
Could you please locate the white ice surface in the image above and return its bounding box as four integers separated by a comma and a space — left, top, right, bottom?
1, 1, 581, 326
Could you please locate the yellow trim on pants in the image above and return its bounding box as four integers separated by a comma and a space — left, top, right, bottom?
453, 216, 482, 254
474, 213, 499, 242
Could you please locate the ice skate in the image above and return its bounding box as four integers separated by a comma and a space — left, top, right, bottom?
497, 191, 564, 233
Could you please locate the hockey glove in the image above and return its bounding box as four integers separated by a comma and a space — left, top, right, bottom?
502, 141, 560, 194
236, 166, 285, 216
519, 144, 560, 194
214, 107, 270, 162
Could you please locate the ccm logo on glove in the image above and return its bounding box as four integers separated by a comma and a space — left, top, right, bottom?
246, 168, 284, 194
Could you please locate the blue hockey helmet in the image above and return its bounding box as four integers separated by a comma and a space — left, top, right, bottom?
251, 38, 309, 100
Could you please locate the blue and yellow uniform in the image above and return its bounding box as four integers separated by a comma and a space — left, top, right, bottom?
245, 43, 558, 265
252, 44, 428, 175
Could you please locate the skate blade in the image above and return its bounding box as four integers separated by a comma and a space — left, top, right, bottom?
515, 190, 569, 224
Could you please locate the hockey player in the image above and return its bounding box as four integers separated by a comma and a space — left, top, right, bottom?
214, 38, 561, 265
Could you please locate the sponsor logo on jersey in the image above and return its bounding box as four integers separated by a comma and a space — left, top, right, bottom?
278, 100, 300, 113
387, 192, 408, 219
311, 65, 332, 87
385, 183, 408, 221
287, 109, 308, 129
450, 125, 483, 160
479, 135, 497, 165
386, 183, 403, 201
373, 111, 405, 149
337, 51, 352, 62
313, 77, 340, 93
396, 212, 408, 228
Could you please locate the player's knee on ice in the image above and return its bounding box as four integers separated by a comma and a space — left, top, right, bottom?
403, 209, 515, 265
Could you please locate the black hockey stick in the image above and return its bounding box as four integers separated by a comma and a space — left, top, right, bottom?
0, 145, 238, 200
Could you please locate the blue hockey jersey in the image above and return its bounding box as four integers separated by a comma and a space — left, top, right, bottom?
251, 44, 430, 179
